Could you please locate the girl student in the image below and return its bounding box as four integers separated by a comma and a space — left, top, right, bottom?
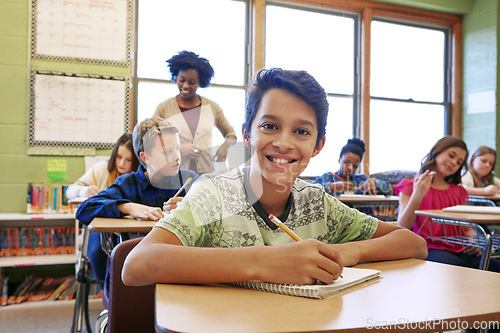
395, 136, 500, 271
313, 137, 391, 196
67, 132, 140, 282
461, 146, 500, 196
122, 68, 427, 287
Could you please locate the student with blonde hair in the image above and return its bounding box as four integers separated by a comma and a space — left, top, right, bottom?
76, 118, 198, 282
462, 145, 500, 196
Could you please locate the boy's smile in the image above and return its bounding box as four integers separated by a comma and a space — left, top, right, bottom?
246, 88, 323, 193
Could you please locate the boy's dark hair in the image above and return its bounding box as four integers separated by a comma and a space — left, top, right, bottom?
420, 135, 468, 185
340, 137, 366, 160
108, 132, 140, 173
242, 68, 328, 146
166, 51, 214, 88
133, 117, 180, 168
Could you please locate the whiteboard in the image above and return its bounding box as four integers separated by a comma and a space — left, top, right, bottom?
31, 0, 131, 66
29, 71, 130, 149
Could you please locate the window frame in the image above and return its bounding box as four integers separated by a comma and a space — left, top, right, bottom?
251, 0, 461, 175
132, 0, 463, 175
131, 0, 251, 125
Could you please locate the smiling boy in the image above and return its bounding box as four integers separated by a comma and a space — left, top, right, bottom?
122, 68, 427, 287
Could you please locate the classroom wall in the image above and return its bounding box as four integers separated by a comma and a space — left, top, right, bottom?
462, 0, 500, 173
0, 0, 129, 214
0, 0, 497, 214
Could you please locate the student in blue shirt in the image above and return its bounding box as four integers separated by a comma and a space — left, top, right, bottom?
76, 117, 198, 280
313, 138, 391, 196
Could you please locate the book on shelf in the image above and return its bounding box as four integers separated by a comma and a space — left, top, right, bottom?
0, 227, 75, 257
443, 205, 500, 214
7, 276, 32, 305
1, 275, 8, 305
58, 277, 77, 301
48, 276, 73, 301
223, 267, 380, 299
26, 182, 73, 214
1, 275, 79, 306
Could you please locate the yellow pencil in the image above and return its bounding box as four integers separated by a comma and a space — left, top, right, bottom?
269, 214, 302, 241
269, 214, 343, 278
172, 177, 192, 199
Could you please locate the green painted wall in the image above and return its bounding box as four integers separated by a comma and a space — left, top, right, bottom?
0, 0, 129, 213
462, 0, 499, 174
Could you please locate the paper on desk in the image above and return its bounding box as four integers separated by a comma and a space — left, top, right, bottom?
443, 205, 500, 214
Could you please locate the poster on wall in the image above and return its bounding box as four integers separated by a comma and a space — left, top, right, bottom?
31, 0, 131, 66
29, 70, 130, 149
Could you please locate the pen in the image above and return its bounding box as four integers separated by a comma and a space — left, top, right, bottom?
172, 177, 193, 199
269, 214, 343, 278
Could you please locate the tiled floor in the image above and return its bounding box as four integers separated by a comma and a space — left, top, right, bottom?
0, 298, 104, 333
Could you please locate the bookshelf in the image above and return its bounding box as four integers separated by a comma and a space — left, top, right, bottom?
0, 213, 80, 305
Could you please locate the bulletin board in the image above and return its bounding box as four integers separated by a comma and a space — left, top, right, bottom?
29, 70, 130, 149
30, 0, 132, 66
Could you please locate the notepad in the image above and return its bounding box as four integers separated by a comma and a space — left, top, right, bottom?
443, 205, 500, 214
224, 267, 380, 299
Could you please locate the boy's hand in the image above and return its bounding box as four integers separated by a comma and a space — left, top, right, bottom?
256, 239, 343, 285
163, 197, 183, 212
357, 178, 377, 195
118, 202, 164, 221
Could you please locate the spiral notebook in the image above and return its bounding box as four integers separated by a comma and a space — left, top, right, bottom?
224, 267, 380, 299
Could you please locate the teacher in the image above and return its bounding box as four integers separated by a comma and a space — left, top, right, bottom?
154, 50, 237, 174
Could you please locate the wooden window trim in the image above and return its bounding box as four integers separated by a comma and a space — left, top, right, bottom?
250, 0, 462, 174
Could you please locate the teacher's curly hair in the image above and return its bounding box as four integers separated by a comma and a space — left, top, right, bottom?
166, 50, 215, 88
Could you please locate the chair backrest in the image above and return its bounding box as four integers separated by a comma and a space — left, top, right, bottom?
107, 237, 155, 333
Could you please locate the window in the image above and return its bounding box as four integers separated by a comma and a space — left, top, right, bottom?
135, 0, 248, 149
265, 4, 357, 176
369, 20, 449, 173
134, 0, 459, 177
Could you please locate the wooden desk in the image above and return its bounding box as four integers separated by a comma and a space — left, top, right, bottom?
88, 217, 157, 234
155, 259, 500, 333
336, 195, 399, 222
336, 195, 399, 204
415, 209, 500, 270
88, 217, 157, 255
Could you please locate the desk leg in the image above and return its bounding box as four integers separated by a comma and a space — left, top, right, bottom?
476, 224, 493, 271
71, 223, 93, 333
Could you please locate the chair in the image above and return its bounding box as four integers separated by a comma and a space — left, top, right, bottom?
98, 237, 156, 333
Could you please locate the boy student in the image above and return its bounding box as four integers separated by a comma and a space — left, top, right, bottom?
122, 68, 427, 287
76, 117, 198, 226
